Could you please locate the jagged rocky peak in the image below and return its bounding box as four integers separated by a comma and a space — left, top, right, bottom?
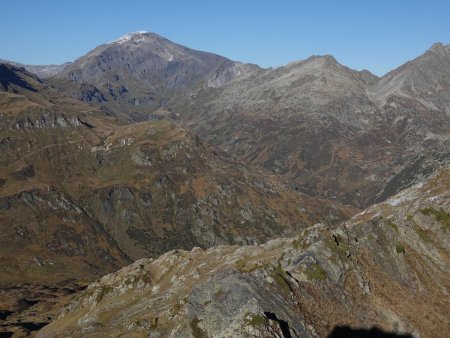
284, 53, 340, 71
414, 41, 450, 67
168, 40, 450, 209
427, 41, 448, 55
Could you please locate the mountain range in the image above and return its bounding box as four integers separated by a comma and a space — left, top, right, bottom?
27, 32, 450, 208
0, 32, 449, 337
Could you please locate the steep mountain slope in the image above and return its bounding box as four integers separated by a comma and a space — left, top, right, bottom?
368, 43, 450, 202
51, 31, 257, 120
169, 44, 450, 208
0, 65, 353, 336
370, 43, 450, 110
38, 166, 450, 338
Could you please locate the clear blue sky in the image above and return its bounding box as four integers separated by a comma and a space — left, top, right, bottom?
1, 0, 449, 75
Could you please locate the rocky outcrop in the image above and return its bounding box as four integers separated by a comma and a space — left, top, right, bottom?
38, 166, 450, 337
4, 111, 82, 130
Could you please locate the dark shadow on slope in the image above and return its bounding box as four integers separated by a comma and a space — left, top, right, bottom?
0, 332, 14, 338
328, 326, 413, 338
0, 64, 37, 92
16, 322, 49, 332
0, 310, 13, 320
264, 311, 292, 338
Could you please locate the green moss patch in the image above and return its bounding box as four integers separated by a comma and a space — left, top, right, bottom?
395, 243, 406, 254
246, 313, 267, 327
270, 264, 290, 291
234, 257, 265, 273
323, 234, 347, 258
305, 262, 326, 280
385, 219, 398, 232
292, 235, 305, 250
190, 317, 208, 338
420, 207, 450, 231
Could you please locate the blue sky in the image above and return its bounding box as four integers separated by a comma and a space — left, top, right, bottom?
2, 0, 449, 75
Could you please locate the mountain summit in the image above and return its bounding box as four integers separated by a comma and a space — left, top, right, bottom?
110, 31, 150, 44
52, 31, 257, 120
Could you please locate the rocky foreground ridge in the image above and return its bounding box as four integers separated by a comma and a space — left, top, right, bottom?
38, 166, 450, 338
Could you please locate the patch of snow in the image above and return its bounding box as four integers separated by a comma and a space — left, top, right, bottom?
112, 31, 148, 44
167, 54, 174, 61
386, 196, 408, 206
385, 181, 424, 206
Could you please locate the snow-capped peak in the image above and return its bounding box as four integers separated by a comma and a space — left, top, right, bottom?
112, 31, 148, 44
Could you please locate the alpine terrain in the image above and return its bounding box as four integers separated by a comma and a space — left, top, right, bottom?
0, 32, 449, 337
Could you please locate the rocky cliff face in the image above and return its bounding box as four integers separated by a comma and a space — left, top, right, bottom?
0, 113, 351, 262
38, 166, 450, 338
